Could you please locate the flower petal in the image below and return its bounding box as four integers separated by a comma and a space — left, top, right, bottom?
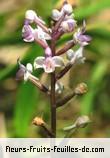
74, 47, 84, 59
66, 49, 74, 60
26, 63, 33, 72
52, 56, 65, 67
22, 25, 34, 42
34, 57, 45, 69
24, 71, 30, 81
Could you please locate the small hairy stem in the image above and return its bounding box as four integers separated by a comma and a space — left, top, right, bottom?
54, 30, 64, 40
29, 75, 49, 94
53, 13, 66, 33
56, 91, 77, 108
35, 19, 50, 34
32, 117, 54, 137
56, 62, 73, 80
56, 40, 75, 56
56, 83, 88, 108
42, 125, 55, 137
50, 37, 56, 137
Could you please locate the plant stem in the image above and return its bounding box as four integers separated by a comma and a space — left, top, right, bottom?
50, 38, 56, 137
56, 40, 75, 56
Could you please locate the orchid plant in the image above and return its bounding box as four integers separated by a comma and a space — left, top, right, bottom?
16, 1, 91, 138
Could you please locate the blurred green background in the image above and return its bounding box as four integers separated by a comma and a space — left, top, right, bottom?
0, 0, 110, 138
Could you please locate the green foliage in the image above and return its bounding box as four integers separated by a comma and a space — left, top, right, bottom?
75, 0, 110, 20
14, 82, 39, 137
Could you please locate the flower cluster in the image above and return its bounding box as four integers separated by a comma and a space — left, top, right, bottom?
16, 1, 92, 138
17, 1, 91, 94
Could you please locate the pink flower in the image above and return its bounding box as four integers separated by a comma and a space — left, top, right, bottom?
34, 56, 65, 73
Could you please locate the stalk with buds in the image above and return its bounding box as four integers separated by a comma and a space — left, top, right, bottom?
16, 1, 91, 138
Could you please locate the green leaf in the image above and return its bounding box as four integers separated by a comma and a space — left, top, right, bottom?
14, 82, 39, 137
80, 60, 108, 114
75, 0, 110, 20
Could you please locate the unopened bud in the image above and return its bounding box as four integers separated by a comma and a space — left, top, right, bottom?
62, 4, 73, 15
52, 9, 61, 21
55, 82, 64, 94
45, 47, 52, 57
74, 116, 90, 128
61, 19, 76, 32
32, 117, 45, 126
75, 83, 88, 95
25, 10, 37, 23
66, 49, 74, 60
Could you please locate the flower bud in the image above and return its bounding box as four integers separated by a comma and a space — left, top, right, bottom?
75, 83, 88, 95
52, 9, 61, 21
45, 47, 52, 57
62, 4, 73, 15
32, 117, 45, 126
74, 116, 90, 128
61, 19, 76, 32
55, 82, 64, 94
25, 10, 37, 23
66, 49, 74, 60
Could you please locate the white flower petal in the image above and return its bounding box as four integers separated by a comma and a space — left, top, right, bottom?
52, 56, 65, 67
26, 63, 33, 72
43, 32, 51, 40
24, 71, 30, 81
34, 57, 45, 69
37, 26, 51, 40
74, 47, 84, 59
71, 47, 84, 64
66, 49, 74, 60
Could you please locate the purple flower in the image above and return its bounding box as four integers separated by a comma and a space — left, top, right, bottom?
16, 60, 38, 82
74, 28, 91, 46
34, 56, 65, 73
22, 25, 51, 48
74, 21, 91, 46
